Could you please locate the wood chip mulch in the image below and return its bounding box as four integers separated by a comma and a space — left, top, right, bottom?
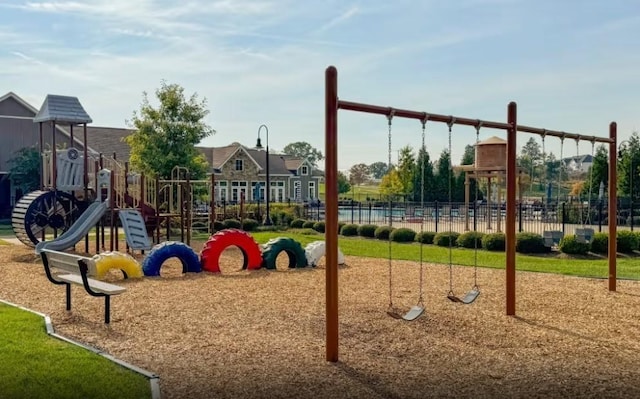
2, 240, 640, 399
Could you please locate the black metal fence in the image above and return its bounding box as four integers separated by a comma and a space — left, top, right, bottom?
304, 200, 639, 235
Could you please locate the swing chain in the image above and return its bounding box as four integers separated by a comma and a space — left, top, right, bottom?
447, 117, 454, 294
387, 110, 394, 310
417, 115, 428, 306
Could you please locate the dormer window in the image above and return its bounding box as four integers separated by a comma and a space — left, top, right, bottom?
235, 159, 243, 171
301, 165, 309, 175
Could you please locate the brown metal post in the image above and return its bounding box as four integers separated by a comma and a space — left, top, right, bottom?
464, 174, 470, 231
608, 122, 617, 291
506, 101, 517, 316
325, 66, 339, 362
186, 172, 191, 246
486, 178, 492, 230
52, 122, 57, 190
70, 124, 74, 147
110, 170, 115, 252
155, 177, 160, 244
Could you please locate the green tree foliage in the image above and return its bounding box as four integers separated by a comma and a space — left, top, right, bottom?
411, 145, 434, 202
337, 171, 351, 194
397, 145, 415, 197
348, 163, 370, 186
8, 146, 41, 193
283, 142, 324, 166
618, 132, 640, 200
125, 82, 214, 179
583, 145, 609, 199
518, 137, 542, 189
380, 168, 404, 198
434, 149, 455, 201
368, 161, 389, 179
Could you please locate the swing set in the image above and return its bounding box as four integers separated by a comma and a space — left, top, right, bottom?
324, 65, 618, 363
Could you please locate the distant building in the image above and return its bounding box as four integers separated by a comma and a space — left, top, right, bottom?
562, 154, 594, 174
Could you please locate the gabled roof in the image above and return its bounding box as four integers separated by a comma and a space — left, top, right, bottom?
562, 154, 594, 164
0, 91, 98, 153
85, 126, 134, 160
34, 94, 92, 124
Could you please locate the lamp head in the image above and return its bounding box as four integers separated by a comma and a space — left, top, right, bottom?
255, 137, 263, 149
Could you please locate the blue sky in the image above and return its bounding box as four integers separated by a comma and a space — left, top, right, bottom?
1, 0, 638, 170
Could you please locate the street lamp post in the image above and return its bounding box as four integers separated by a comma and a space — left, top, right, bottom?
256, 124, 273, 225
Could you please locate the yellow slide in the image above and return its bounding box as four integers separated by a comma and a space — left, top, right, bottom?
92, 251, 144, 280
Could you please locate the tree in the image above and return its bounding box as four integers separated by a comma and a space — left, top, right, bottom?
379, 168, 404, 198
583, 145, 608, 199
461, 144, 475, 166
519, 137, 542, 189
8, 146, 41, 194
337, 171, 351, 194
368, 161, 389, 179
411, 145, 434, 202
348, 163, 370, 186
617, 132, 640, 200
125, 82, 214, 179
282, 142, 324, 166
434, 149, 454, 201
397, 145, 415, 197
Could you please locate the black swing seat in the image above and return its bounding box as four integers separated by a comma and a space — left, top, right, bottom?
447, 287, 480, 304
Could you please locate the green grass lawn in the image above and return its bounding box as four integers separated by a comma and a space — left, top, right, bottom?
319, 183, 381, 200
249, 231, 640, 280
0, 303, 151, 399
0, 223, 13, 236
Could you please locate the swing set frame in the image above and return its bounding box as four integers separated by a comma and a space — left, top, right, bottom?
324, 65, 619, 363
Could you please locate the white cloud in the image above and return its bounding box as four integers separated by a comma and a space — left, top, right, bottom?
316, 6, 360, 33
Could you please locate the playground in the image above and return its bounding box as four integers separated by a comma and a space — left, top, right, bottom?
2, 239, 640, 398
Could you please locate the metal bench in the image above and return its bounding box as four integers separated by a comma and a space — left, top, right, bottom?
39, 249, 126, 324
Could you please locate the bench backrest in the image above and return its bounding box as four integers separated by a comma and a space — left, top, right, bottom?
41, 249, 98, 277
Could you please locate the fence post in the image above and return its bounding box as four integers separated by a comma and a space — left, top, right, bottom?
473, 201, 477, 231
350, 200, 354, 224
435, 200, 439, 232
598, 201, 603, 232
562, 202, 566, 235
368, 202, 372, 224
358, 202, 362, 224
518, 202, 523, 233
631, 199, 634, 232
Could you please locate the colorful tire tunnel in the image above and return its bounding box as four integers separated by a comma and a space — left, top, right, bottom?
199, 229, 346, 272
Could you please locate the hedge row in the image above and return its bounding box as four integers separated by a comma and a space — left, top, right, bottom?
560, 230, 640, 255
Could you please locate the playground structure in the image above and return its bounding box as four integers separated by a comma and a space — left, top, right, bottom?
11, 94, 346, 281
324, 65, 618, 362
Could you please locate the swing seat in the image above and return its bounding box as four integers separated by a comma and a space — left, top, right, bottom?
402, 305, 425, 321
575, 228, 594, 244
543, 230, 563, 247
448, 287, 480, 304
387, 308, 403, 319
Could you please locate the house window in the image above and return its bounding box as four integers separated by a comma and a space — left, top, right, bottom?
301, 165, 308, 175
231, 181, 248, 202
235, 159, 243, 171
252, 181, 266, 201
294, 180, 302, 201
269, 181, 285, 203
308, 181, 316, 199
215, 181, 228, 201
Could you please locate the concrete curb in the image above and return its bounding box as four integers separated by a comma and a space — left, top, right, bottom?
0, 299, 161, 399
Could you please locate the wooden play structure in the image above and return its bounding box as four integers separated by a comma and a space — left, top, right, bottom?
324, 65, 618, 362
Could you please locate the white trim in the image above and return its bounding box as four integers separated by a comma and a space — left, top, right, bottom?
218, 146, 262, 171
0, 115, 34, 120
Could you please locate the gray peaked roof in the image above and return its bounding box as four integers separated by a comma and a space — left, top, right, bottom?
33, 94, 93, 124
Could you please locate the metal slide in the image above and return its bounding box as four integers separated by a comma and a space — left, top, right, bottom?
34, 201, 108, 255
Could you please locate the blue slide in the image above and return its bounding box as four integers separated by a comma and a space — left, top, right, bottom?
35, 201, 108, 255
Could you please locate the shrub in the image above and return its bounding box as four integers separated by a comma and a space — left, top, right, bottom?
559, 234, 590, 255
390, 228, 416, 243
482, 233, 505, 251
338, 222, 346, 233
374, 226, 395, 240
456, 231, 485, 249
617, 230, 639, 253
340, 224, 359, 236
434, 231, 460, 247
241, 218, 259, 232
590, 232, 608, 254
515, 232, 549, 253
299, 228, 320, 235
313, 221, 326, 233
272, 210, 294, 227
415, 231, 436, 244
302, 220, 316, 229
357, 224, 378, 238
222, 219, 241, 229
212, 220, 224, 232
290, 218, 305, 228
